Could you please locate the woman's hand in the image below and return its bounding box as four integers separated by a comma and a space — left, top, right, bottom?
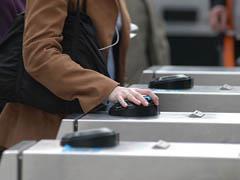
108, 86, 159, 107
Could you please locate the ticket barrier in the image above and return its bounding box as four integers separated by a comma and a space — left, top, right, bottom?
57, 112, 240, 144
130, 84, 240, 112
140, 65, 240, 85
1, 140, 240, 180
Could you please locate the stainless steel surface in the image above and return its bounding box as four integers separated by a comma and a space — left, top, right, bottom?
56, 119, 74, 139
140, 66, 240, 85
131, 84, 240, 112
57, 112, 240, 143
0, 151, 19, 180
23, 140, 240, 180
0, 141, 36, 180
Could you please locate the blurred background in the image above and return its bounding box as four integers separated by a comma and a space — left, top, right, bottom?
125, 0, 240, 83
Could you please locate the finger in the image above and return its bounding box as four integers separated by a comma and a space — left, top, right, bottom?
152, 94, 159, 106
135, 89, 159, 106
126, 93, 141, 105
147, 93, 159, 106
129, 89, 148, 106
118, 95, 128, 107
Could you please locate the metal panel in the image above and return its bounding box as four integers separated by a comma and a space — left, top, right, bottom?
140, 66, 240, 85
0, 141, 36, 180
56, 119, 74, 139
22, 140, 240, 180
131, 84, 240, 112
57, 112, 240, 143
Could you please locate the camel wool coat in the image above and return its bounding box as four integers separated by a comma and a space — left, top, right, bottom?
0, 0, 130, 148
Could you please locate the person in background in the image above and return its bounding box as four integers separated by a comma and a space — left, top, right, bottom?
209, 0, 240, 64
0, 0, 26, 155
0, 0, 159, 152
209, 0, 226, 32
125, 0, 170, 84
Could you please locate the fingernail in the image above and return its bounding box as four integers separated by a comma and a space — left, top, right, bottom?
123, 103, 128, 107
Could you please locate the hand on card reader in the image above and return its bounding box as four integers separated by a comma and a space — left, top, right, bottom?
149, 74, 193, 89
109, 95, 160, 117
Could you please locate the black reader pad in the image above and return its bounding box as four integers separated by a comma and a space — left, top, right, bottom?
61, 128, 119, 148
149, 74, 193, 89
109, 96, 160, 117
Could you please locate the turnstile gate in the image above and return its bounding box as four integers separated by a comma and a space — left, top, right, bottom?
140, 66, 240, 85
57, 112, 240, 143
2, 140, 240, 180
130, 84, 240, 112
21, 140, 240, 180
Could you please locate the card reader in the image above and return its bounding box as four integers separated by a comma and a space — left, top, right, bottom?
60, 128, 119, 148
149, 74, 193, 89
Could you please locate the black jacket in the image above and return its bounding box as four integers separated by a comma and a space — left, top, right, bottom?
210, 0, 226, 8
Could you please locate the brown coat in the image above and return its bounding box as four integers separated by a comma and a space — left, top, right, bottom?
0, 0, 130, 148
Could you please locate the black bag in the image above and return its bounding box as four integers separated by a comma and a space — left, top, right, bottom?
0, 0, 109, 114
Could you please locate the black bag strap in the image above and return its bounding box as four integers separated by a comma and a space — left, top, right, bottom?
75, 0, 87, 15
76, 0, 81, 15
82, 0, 87, 13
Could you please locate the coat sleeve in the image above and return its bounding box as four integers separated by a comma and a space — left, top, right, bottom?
210, 0, 226, 8
23, 0, 119, 113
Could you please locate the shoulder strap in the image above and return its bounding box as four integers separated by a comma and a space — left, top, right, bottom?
76, 0, 87, 14
82, 0, 87, 13
76, 0, 80, 14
